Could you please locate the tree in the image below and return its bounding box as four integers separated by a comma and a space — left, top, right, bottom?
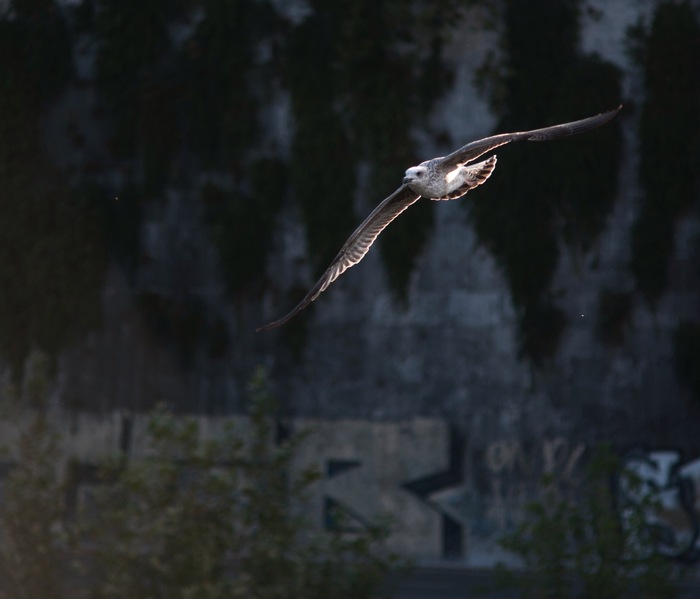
79, 368, 398, 598
497, 446, 678, 599
0, 352, 69, 599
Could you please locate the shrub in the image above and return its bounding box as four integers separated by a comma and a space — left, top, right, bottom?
78, 368, 398, 598
497, 446, 677, 599
0, 353, 69, 599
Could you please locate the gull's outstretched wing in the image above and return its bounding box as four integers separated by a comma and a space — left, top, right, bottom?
257, 185, 421, 332
439, 105, 622, 170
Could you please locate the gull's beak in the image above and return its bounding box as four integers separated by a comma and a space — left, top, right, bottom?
402, 176, 409, 185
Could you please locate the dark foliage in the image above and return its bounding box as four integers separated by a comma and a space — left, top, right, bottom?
470, 0, 622, 364
596, 290, 633, 348
497, 446, 677, 599
182, 0, 268, 170
673, 322, 700, 402
0, 364, 399, 599
205, 159, 288, 294
286, 9, 357, 277
94, 0, 178, 188
630, 1, 700, 305
282, 1, 470, 301
0, 2, 105, 376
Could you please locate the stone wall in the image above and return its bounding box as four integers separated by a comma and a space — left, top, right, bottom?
3, 0, 699, 568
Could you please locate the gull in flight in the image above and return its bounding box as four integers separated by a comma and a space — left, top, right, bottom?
257, 106, 621, 332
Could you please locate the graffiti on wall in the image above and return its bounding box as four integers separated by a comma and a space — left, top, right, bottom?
619, 450, 700, 562
10, 410, 700, 565
480, 436, 586, 536
401, 432, 587, 558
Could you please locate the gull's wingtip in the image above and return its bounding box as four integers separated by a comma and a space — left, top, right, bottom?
255, 297, 312, 332
256, 318, 286, 333
598, 104, 622, 121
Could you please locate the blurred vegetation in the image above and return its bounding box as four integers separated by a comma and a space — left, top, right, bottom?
497, 445, 678, 599
3, 0, 696, 371
627, 1, 700, 306
0, 1, 106, 377
284, 1, 467, 301
596, 289, 633, 348
3, 0, 468, 366
0, 352, 68, 599
470, 0, 622, 365
626, 1, 700, 402
181, 0, 269, 170
286, 6, 358, 282
0, 361, 398, 598
329, 1, 431, 301
673, 321, 700, 403
94, 0, 178, 191
204, 158, 289, 294
136, 290, 208, 369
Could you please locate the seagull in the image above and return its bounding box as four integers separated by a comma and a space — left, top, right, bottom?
257, 105, 621, 332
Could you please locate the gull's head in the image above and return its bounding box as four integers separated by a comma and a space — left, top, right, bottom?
403, 165, 427, 186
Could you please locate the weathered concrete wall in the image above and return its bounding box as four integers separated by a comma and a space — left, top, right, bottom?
251, 0, 700, 455
5, 0, 699, 568
45, 1, 698, 429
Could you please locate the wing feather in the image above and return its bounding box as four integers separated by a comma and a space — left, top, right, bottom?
257, 185, 420, 331
439, 105, 621, 170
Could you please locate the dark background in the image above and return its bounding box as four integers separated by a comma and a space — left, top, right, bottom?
2, 0, 700, 584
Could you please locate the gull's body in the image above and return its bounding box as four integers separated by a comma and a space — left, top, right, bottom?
257, 106, 621, 332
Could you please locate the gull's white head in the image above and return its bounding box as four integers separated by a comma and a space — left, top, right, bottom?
403, 165, 428, 186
